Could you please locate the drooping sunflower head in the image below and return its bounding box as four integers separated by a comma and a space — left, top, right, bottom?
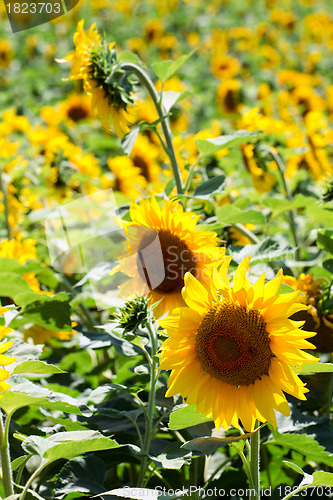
158, 256, 318, 431
114, 196, 225, 318
58, 20, 134, 137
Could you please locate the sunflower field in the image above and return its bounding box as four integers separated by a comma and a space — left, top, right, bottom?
1, 0, 333, 498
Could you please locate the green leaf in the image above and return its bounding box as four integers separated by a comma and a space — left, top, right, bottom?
195, 130, 258, 156
11, 360, 65, 376
11, 455, 29, 471
0, 378, 50, 415
296, 362, 333, 375
317, 230, 333, 254
121, 126, 140, 156
169, 405, 212, 430
54, 456, 105, 498
118, 51, 141, 65
232, 237, 295, 265
15, 292, 71, 332
283, 460, 305, 475
263, 194, 316, 219
152, 50, 196, 84
277, 284, 297, 295
22, 431, 122, 465
270, 432, 333, 467
216, 205, 265, 225
311, 471, 333, 487
161, 90, 191, 113
150, 442, 191, 469
164, 178, 175, 197
323, 259, 333, 274
0, 272, 32, 299
182, 433, 253, 455
193, 175, 225, 199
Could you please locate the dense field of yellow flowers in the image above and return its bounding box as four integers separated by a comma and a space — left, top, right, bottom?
0, 0, 333, 499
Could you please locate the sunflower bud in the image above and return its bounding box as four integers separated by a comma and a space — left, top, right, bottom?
113, 294, 150, 334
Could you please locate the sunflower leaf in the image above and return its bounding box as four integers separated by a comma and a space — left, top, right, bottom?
11, 360, 65, 376
169, 404, 213, 430
121, 125, 140, 155
182, 433, 253, 455
152, 50, 196, 84
311, 471, 333, 486
270, 432, 333, 467
193, 175, 226, 199
195, 130, 258, 156
216, 205, 265, 225
296, 362, 333, 375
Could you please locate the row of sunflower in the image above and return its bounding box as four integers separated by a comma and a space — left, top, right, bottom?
0, 0, 333, 497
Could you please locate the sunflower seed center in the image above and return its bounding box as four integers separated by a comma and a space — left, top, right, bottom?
195, 302, 273, 386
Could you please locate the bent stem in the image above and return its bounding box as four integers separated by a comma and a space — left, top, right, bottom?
120, 62, 184, 195
249, 424, 260, 500
0, 410, 14, 497
136, 320, 159, 486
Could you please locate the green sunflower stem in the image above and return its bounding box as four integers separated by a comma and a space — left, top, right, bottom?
0, 410, 14, 498
119, 62, 184, 195
267, 147, 300, 261
249, 423, 261, 500
137, 320, 159, 487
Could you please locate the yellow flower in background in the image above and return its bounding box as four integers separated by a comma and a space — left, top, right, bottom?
107, 155, 147, 198
0, 308, 16, 394
58, 20, 133, 137
210, 54, 240, 79
0, 237, 49, 295
0, 39, 13, 68
23, 324, 77, 346
216, 79, 242, 115
241, 144, 276, 193
159, 256, 317, 432
115, 196, 225, 318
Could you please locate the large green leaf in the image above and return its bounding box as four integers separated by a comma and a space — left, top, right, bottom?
195, 130, 258, 156
232, 237, 295, 265
311, 471, 333, 487
217, 205, 265, 225
22, 430, 122, 466
0, 272, 32, 298
182, 433, 253, 455
270, 432, 333, 467
11, 360, 65, 376
317, 230, 333, 254
152, 50, 196, 84
169, 405, 212, 430
296, 362, 333, 375
193, 175, 225, 199
14, 291, 71, 331
54, 456, 106, 499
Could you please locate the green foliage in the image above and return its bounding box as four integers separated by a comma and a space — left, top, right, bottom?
152, 50, 196, 84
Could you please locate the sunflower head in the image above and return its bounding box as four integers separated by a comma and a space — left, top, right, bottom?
114, 196, 225, 318
158, 256, 318, 432
58, 20, 135, 137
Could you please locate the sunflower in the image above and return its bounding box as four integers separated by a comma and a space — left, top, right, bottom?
210, 55, 240, 79
114, 196, 225, 318
158, 256, 318, 431
107, 155, 147, 198
23, 324, 76, 346
58, 20, 133, 137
